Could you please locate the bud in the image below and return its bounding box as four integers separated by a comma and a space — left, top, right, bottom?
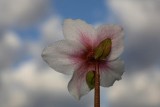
94, 38, 112, 60
86, 71, 95, 90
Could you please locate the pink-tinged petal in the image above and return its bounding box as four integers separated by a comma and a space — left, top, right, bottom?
42, 40, 84, 75
68, 65, 92, 100
96, 25, 124, 61
100, 59, 125, 87
108, 59, 125, 76
63, 19, 96, 48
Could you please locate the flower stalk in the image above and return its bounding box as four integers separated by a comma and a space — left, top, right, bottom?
94, 63, 100, 107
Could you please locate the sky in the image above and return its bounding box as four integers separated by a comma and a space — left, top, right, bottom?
0, 0, 160, 107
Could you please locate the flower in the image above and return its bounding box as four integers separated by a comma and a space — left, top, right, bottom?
42, 19, 125, 100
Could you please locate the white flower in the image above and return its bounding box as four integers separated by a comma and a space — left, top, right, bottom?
42, 19, 125, 100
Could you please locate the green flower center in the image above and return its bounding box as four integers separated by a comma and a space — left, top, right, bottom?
86, 38, 112, 90
94, 38, 112, 60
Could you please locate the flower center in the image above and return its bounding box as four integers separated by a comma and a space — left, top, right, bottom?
80, 38, 111, 65
86, 51, 96, 62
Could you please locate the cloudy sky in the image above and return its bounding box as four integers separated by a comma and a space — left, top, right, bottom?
0, 0, 160, 107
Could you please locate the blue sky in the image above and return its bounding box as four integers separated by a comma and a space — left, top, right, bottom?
14, 0, 114, 69
54, 0, 109, 23
14, 0, 113, 41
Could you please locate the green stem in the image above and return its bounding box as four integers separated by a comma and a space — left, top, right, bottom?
94, 63, 100, 107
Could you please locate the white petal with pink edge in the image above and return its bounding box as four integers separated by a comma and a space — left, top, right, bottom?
96, 25, 124, 61
68, 66, 92, 100
63, 19, 96, 48
42, 40, 84, 75
100, 59, 125, 87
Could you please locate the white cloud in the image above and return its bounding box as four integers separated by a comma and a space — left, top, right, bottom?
2, 31, 21, 49
7, 89, 28, 107
0, 0, 50, 28
40, 16, 63, 43
107, 1, 160, 106
108, 0, 160, 31
1, 60, 92, 107
0, 1, 94, 107
0, 31, 22, 69
107, 68, 160, 107
108, 0, 160, 69
2, 60, 68, 92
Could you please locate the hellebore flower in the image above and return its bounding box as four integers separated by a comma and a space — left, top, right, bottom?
42, 19, 124, 100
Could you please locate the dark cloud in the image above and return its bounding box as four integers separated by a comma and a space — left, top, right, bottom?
107, 0, 160, 107
124, 30, 160, 70
0, 82, 92, 107
0, 0, 51, 28
26, 91, 91, 107
109, 0, 160, 70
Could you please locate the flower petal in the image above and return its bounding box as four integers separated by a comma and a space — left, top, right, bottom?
42, 40, 84, 75
96, 25, 124, 61
100, 59, 125, 87
63, 19, 96, 48
68, 66, 92, 100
